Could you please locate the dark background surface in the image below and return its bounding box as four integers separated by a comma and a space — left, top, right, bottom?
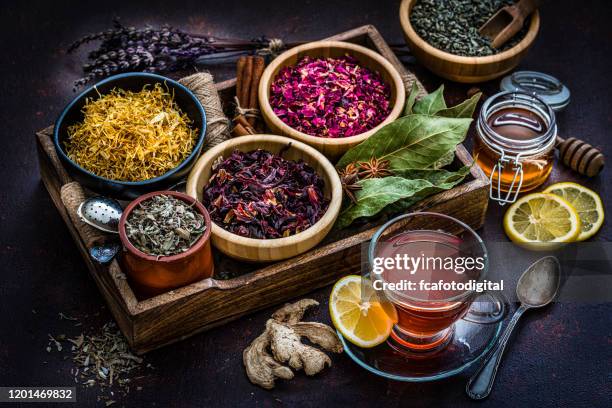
1, 0, 611, 407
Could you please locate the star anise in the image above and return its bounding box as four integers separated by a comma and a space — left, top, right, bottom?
338, 163, 362, 204
358, 157, 393, 179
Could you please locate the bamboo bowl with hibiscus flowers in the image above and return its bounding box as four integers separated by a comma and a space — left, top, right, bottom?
186, 135, 343, 262
258, 41, 406, 161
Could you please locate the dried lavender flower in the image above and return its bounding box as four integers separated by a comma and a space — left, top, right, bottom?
69, 20, 281, 88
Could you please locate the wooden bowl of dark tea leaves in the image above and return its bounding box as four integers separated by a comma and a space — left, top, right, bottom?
118, 191, 214, 297
186, 135, 343, 262
400, 0, 540, 83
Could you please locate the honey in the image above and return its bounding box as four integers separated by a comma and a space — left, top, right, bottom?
474, 91, 557, 204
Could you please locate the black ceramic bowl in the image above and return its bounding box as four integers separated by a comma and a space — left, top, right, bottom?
54, 73, 206, 199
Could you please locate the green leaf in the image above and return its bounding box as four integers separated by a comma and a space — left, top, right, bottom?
336, 114, 472, 174
334, 166, 470, 230
382, 165, 471, 215
437, 92, 482, 118
335, 177, 432, 230
402, 81, 420, 116
413, 85, 446, 115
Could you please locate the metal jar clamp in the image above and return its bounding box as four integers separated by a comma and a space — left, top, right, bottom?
476, 91, 557, 205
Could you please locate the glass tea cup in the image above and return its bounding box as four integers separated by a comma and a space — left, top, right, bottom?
368, 212, 505, 355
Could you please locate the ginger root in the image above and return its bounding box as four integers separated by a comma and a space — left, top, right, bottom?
243, 299, 342, 389
243, 331, 294, 390
271, 298, 319, 324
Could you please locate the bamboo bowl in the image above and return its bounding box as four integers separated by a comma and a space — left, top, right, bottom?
186, 135, 343, 262
399, 0, 540, 83
258, 41, 406, 161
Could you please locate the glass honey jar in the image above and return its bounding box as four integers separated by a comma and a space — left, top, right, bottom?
474, 91, 557, 205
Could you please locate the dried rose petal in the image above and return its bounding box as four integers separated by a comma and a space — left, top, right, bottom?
202, 149, 329, 239
269, 55, 392, 138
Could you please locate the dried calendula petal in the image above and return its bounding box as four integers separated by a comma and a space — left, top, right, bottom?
65, 83, 198, 182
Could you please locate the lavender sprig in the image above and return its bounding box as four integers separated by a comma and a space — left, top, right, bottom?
69, 20, 275, 88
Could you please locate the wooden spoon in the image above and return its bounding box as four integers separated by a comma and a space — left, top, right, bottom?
480, 0, 540, 49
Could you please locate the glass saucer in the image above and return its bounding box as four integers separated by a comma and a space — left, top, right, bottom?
338, 318, 503, 382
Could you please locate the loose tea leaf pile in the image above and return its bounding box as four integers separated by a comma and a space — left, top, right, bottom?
410, 0, 528, 56
65, 83, 198, 182
335, 84, 481, 229
46, 316, 150, 405
202, 149, 329, 239
270, 55, 391, 138
126, 194, 206, 257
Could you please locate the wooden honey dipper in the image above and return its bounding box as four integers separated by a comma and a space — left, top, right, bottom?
556, 136, 604, 177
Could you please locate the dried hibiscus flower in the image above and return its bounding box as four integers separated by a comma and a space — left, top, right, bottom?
270, 55, 391, 138
202, 149, 329, 239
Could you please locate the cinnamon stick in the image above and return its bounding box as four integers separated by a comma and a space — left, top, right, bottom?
240, 57, 254, 109
236, 56, 246, 106
231, 115, 256, 137
232, 123, 250, 137
236, 115, 255, 133
248, 56, 265, 126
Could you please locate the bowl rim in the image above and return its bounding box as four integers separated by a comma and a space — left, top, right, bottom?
118, 190, 212, 263
258, 40, 406, 146
399, 0, 540, 64
185, 134, 343, 248
53, 72, 207, 186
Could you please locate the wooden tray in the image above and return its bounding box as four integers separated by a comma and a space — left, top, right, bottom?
37, 25, 489, 354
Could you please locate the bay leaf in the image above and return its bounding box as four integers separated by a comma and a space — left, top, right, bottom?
336, 114, 471, 173
382, 165, 471, 215
436, 92, 482, 119
402, 81, 420, 116
412, 85, 446, 115
334, 167, 470, 230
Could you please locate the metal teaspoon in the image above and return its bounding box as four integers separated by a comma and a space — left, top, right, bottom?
466, 256, 561, 400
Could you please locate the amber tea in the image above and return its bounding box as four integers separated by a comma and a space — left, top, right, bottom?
370, 213, 497, 354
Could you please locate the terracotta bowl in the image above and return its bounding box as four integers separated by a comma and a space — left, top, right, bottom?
119, 191, 214, 297
258, 40, 406, 161
399, 0, 540, 83
186, 135, 343, 262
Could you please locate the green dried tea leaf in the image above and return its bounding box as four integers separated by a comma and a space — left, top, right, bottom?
336, 114, 471, 174
334, 167, 470, 229
412, 85, 446, 115
436, 92, 482, 118
403, 81, 420, 116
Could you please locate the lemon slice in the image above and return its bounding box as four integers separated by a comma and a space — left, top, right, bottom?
503, 193, 581, 249
329, 275, 397, 348
544, 182, 604, 241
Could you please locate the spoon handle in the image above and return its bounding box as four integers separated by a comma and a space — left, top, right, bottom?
466, 305, 528, 400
